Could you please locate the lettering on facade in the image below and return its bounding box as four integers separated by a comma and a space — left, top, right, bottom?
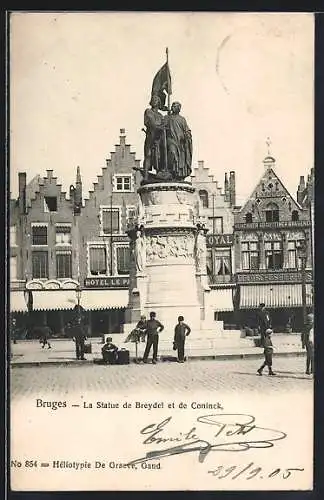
206, 234, 233, 247
237, 271, 313, 283
84, 277, 130, 288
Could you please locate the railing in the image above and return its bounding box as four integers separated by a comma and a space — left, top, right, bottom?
234, 220, 310, 230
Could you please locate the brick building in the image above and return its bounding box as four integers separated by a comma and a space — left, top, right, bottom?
190, 161, 237, 326
9, 129, 143, 337
233, 155, 313, 332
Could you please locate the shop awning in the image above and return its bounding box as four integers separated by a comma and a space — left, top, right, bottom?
10, 291, 28, 313
240, 284, 313, 309
32, 291, 78, 311
206, 288, 234, 312
80, 290, 129, 310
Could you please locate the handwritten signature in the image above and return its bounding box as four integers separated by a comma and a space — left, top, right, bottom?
127, 413, 287, 466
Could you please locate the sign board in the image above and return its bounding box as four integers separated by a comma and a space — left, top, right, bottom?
206, 233, 233, 247
84, 277, 129, 288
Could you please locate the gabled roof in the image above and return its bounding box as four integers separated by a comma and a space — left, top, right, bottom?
239, 163, 303, 215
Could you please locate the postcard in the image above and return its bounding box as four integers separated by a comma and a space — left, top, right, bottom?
9, 11, 314, 491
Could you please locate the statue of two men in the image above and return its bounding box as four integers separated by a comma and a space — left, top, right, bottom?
143, 96, 192, 182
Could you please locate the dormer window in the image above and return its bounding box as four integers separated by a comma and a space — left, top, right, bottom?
245, 213, 253, 223
199, 190, 209, 208
44, 196, 57, 212
113, 174, 133, 192
265, 202, 279, 222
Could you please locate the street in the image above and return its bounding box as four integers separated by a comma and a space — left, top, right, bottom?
10, 356, 312, 399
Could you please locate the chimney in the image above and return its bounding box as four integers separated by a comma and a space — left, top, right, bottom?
198, 160, 204, 169
120, 128, 126, 146
297, 175, 306, 204
18, 172, 26, 214
229, 171, 236, 207
74, 166, 83, 215
224, 172, 229, 202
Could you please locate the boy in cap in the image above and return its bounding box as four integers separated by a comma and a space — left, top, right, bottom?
174, 315, 191, 363
257, 328, 276, 376
102, 337, 118, 364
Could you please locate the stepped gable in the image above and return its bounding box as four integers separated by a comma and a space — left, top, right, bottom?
26, 169, 72, 210
191, 160, 226, 201
84, 129, 141, 208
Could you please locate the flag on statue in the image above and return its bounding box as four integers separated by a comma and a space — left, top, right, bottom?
151, 62, 172, 110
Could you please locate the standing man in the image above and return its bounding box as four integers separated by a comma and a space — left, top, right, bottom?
302, 309, 314, 375
173, 315, 191, 363
165, 101, 193, 181
142, 311, 164, 364
256, 303, 272, 346
73, 316, 87, 361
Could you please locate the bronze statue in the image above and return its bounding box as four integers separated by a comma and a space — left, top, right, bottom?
143, 95, 166, 181
165, 102, 192, 181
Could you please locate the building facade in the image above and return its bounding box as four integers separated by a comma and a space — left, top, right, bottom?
233, 155, 313, 332
190, 161, 236, 326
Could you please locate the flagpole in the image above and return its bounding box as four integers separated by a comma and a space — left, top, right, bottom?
166, 47, 171, 113
163, 47, 170, 173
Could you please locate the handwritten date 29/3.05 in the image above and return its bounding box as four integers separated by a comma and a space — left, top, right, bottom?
208, 462, 304, 481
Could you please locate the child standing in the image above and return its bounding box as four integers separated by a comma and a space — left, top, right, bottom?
257, 328, 276, 376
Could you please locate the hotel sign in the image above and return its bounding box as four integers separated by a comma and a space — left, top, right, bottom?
206, 234, 233, 247
84, 277, 130, 288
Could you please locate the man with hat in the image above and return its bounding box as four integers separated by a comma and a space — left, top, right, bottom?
142, 311, 164, 364
256, 302, 272, 347
173, 315, 191, 363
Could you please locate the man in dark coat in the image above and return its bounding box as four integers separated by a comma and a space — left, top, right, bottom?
142, 311, 164, 364
302, 311, 314, 375
256, 303, 272, 346
70, 305, 87, 360
173, 315, 191, 363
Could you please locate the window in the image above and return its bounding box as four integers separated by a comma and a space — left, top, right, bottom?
113, 175, 133, 192
44, 196, 57, 212
56, 226, 72, 245
208, 217, 223, 234
287, 241, 303, 269
214, 249, 231, 276
10, 256, 17, 280
241, 241, 259, 270
56, 251, 72, 278
89, 246, 107, 276
10, 226, 17, 246
265, 241, 283, 269
116, 246, 130, 275
265, 202, 279, 222
32, 226, 47, 245
292, 210, 299, 222
32, 251, 48, 278
245, 213, 253, 223
199, 190, 209, 208
102, 208, 120, 235
126, 207, 137, 227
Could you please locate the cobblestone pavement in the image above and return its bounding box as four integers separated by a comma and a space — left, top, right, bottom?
10, 356, 312, 399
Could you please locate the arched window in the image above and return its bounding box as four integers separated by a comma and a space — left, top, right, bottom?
199, 190, 209, 208
245, 213, 253, 223
292, 210, 299, 221
265, 202, 279, 222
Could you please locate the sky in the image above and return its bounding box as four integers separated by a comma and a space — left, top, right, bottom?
10, 12, 314, 205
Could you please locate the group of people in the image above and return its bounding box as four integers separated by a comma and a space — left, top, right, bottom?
256, 302, 314, 377
127, 312, 191, 363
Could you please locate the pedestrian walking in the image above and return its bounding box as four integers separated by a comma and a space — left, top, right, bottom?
257, 328, 276, 376
142, 311, 164, 364
256, 303, 272, 346
302, 310, 314, 375
102, 337, 119, 364
173, 315, 191, 363
39, 325, 52, 349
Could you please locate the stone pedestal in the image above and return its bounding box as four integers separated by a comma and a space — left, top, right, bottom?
125, 182, 205, 338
